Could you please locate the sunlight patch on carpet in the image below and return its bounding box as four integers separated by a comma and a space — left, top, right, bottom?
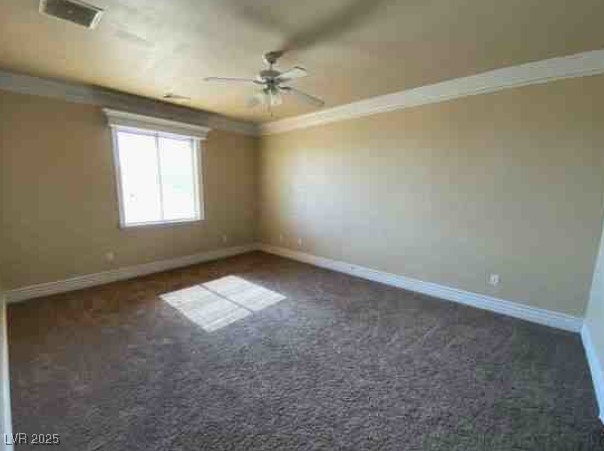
203, 276, 286, 311
160, 276, 285, 332
160, 285, 250, 332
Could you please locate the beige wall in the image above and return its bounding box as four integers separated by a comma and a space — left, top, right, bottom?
260, 75, 604, 317
0, 90, 259, 289
3, 75, 604, 319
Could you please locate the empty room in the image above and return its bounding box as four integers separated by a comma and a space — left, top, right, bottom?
1, 0, 604, 449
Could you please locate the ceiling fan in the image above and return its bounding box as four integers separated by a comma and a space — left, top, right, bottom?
204, 51, 325, 110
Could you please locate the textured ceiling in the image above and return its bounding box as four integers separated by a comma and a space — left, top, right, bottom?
1, 0, 603, 123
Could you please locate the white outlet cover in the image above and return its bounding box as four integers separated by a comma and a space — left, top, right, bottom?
489, 274, 500, 286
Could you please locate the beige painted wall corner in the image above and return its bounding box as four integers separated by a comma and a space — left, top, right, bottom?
259, 75, 604, 318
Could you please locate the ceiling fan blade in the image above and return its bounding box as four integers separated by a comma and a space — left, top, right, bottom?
223, 0, 391, 53
277, 66, 307, 82
281, 86, 324, 107
204, 77, 260, 84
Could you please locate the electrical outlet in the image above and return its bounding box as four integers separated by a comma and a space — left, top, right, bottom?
221, 234, 228, 243
488, 274, 500, 287
105, 251, 115, 262
297, 238, 303, 247
279, 234, 284, 243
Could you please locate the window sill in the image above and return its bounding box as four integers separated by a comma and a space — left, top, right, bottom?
119, 218, 204, 229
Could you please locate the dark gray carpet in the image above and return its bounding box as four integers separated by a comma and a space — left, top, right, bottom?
8, 251, 604, 450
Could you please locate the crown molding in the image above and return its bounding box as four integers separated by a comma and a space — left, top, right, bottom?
0, 69, 260, 136
261, 48, 604, 135
206, 114, 260, 136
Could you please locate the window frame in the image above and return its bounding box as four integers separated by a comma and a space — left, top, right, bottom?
104, 109, 209, 229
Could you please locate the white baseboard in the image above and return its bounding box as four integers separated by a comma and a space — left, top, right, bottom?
582, 324, 604, 424
260, 244, 583, 333
5, 243, 259, 303
0, 298, 13, 451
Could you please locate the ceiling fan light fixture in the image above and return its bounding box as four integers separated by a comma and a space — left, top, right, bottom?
268, 90, 282, 106
204, 50, 324, 111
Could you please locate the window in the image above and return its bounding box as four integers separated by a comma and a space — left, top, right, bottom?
105, 109, 209, 228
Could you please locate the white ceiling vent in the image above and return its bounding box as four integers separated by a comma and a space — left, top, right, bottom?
39, 0, 104, 29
